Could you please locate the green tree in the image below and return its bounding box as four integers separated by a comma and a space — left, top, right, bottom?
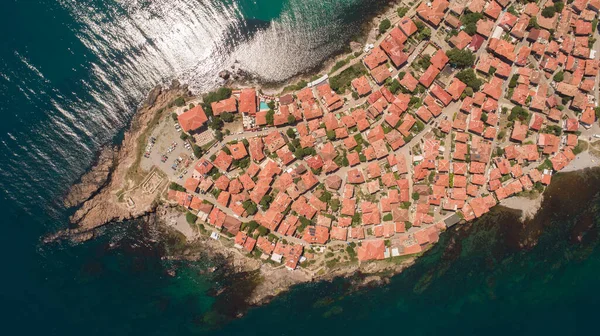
256, 226, 269, 236
446, 48, 476, 68
553, 71, 564, 82
220, 112, 234, 122
461, 12, 483, 35
215, 130, 223, 141
419, 27, 432, 40
171, 112, 178, 121
330, 199, 341, 212
379, 19, 391, 34
286, 128, 296, 139
209, 116, 224, 130
192, 145, 203, 158
266, 110, 275, 125
397, 7, 408, 17
294, 148, 305, 159
509, 74, 519, 88
202, 87, 232, 116
417, 55, 431, 69
541, 7, 556, 18
411, 192, 420, 201
186, 212, 198, 224
326, 130, 336, 140
456, 69, 483, 91
528, 16, 539, 29
387, 79, 401, 94
303, 147, 316, 156
415, 20, 425, 31
508, 106, 529, 122
243, 201, 258, 216
287, 114, 296, 124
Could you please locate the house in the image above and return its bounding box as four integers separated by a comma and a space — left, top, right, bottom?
419, 65, 440, 88
357, 240, 386, 261
398, 17, 418, 36
239, 88, 257, 114
449, 31, 472, 49
177, 105, 208, 132
211, 96, 237, 115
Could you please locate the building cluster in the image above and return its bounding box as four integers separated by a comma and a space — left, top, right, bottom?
167, 0, 600, 269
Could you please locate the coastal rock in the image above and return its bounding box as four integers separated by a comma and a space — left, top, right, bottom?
53, 84, 191, 239
350, 41, 362, 52
63, 146, 117, 208
219, 70, 231, 80
144, 85, 162, 107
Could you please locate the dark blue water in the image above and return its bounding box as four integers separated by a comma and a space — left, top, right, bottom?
2, 0, 600, 335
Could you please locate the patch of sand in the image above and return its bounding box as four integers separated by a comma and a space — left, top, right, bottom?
500, 194, 543, 222
562, 150, 600, 173
165, 212, 198, 241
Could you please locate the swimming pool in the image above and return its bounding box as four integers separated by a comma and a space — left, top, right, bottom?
259, 101, 269, 110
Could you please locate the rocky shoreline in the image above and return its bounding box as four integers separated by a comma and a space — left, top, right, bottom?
45, 81, 190, 242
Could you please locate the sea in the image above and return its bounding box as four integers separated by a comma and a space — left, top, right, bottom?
1, 0, 600, 335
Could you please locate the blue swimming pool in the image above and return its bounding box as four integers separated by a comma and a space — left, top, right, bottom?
259, 101, 269, 110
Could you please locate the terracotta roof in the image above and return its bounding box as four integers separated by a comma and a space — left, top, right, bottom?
239, 88, 257, 114
177, 106, 208, 132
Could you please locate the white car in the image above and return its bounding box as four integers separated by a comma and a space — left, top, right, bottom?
594, 134, 600, 138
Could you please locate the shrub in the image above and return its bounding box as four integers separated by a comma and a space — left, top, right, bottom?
169, 182, 186, 192
283, 80, 307, 93
330, 60, 348, 74
171, 112, 178, 121
172, 97, 185, 107
329, 63, 367, 94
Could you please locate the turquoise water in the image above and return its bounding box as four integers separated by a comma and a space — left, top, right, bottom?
259, 101, 270, 110
2, 0, 600, 334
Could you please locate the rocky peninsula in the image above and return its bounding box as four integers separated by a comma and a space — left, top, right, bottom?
48, 0, 600, 309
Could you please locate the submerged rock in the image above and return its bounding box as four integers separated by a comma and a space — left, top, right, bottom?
219, 70, 231, 80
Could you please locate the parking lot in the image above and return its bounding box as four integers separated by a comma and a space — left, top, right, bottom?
140, 114, 196, 181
